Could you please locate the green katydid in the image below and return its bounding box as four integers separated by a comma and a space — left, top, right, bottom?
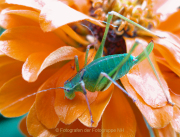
2, 11, 174, 126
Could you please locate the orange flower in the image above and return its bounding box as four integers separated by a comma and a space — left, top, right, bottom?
0, 0, 180, 136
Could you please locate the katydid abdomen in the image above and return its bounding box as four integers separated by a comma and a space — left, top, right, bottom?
83, 54, 136, 92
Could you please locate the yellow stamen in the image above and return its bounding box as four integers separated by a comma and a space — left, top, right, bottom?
92, 0, 160, 37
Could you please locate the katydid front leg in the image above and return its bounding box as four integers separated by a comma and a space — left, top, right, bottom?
80, 81, 94, 127
74, 55, 80, 72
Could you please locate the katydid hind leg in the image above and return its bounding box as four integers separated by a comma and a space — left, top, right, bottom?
84, 43, 93, 66
139, 43, 174, 106
80, 81, 94, 126
100, 72, 136, 102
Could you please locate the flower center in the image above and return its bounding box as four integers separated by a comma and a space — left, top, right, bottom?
92, 0, 160, 37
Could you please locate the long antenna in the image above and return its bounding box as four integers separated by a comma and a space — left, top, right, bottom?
1, 87, 66, 111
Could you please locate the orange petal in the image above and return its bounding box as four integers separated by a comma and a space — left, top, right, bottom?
153, 31, 180, 77
0, 75, 36, 117
0, 61, 22, 88
121, 75, 173, 128
0, 14, 39, 29
39, 1, 104, 32
102, 86, 136, 137
61, 25, 89, 45
155, 0, 180, 23
155, 54, 180, 77
35, 61, 71, 129
158, 63, 180, 95
124, 94, 150, 137
71, 0, 91, 14
0, 68, 58, 117
22, 52, 49, 82
36, 82, 59, 129
0, 4, 40, 11
0, 26, 65, 61
19, 117, 32, 137
124, 37, 170, 108
27, 103, 68, 137
155, 123, 177, 137
54, 27, 78, 47
174, 29, 180, 38
0, 54, 18, 67
4, 0, 45, 10
1, 9, 39, 22
79, 84, 114, 127
28, 102, 102, 137
171, 106, 180, 132
22, 46, 83, 82
157, 9, 180, 32
61, 119, 102, 137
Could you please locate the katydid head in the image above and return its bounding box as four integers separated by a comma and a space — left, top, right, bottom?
63, 73, 82, 99
64, 80, 75, 100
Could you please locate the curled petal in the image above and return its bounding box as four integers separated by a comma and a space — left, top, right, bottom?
22, 46, 83, 82
125, 37, 170, 108
153, 31, 180, 76
27, 104, 68, 137
61, 25, 89, 45
125, 94, 151, 137
39, 1, 104, 32
155, 55, 180, 77
121, 75, 173, 128
0, 14, 39, 29
19, 117, 32, 137
54, 27, 78, 47
158, 63, 180, 95
61, 119, 102, 137
157, 9, 180, 32
27, 103, 102, 137
102, 86, 136, 137
0, 26, 65, 61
